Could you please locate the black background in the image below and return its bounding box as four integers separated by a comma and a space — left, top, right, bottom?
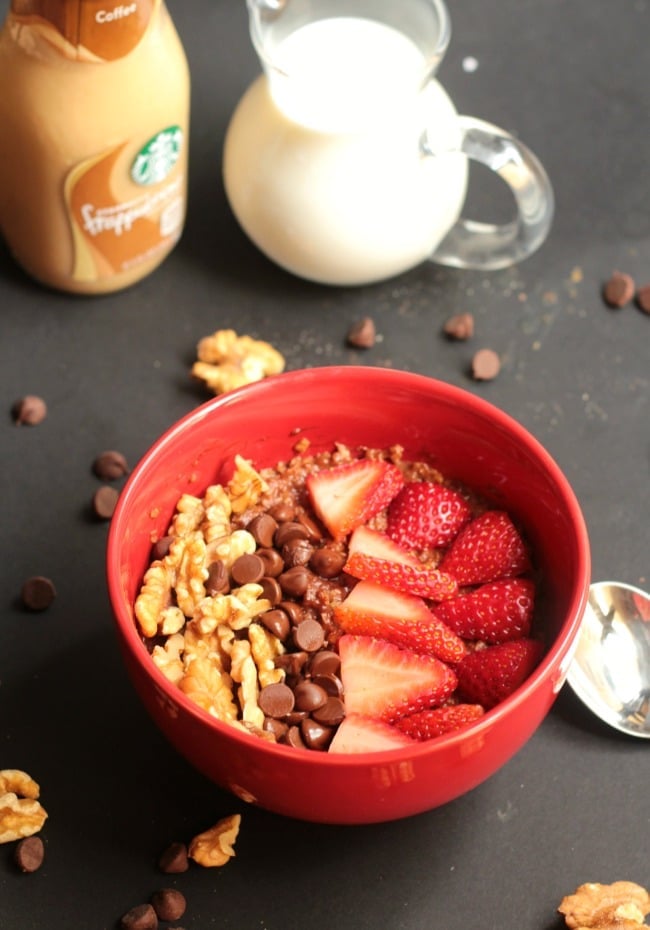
1, 1, 649, 928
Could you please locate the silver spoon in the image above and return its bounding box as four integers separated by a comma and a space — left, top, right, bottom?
566, 581, 650, 739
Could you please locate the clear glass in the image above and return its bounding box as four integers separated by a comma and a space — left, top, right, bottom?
225, 0, 554, 283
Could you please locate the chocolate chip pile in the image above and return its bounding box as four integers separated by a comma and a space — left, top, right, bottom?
224, 505, 352, 751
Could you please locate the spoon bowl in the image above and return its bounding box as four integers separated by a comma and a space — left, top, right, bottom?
566, 581, 650, 738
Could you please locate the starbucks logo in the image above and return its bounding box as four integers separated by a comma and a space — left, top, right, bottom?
131, 126, 183, 186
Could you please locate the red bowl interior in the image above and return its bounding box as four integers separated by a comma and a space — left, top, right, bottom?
107, 367, 590, 824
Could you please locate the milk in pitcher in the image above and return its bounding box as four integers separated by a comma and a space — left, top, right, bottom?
223, 17, 468, 286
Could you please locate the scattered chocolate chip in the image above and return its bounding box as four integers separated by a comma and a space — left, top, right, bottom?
443, 312, 474, 340
93, 484, 120, 520
279, 600, 304, 625
636, 284, 650, 314
603, 270, 635, 308
92, 449, 129, 480
12, 395, 47, 426
14, 835, 45, 872
151, 888, 187, 922
346, 316, 376, 348
158, 841, 189, 874
281, 536, 313, 567
257, 547, 285, 577
267, 502, 295, 523
295, 512, 323, 542
308, 650, 341, 677
293, 618, 325, 652
274, 521, 310, 547
259, 682, 295, 718
263, 716, 289, 740
120, 903, 158, 930
311, 672, 343, 698
275, 651, 308, 677
471, 348, 501, 381
21, 575, 56, 611
231, 552, 265, 585
285, 724, 306, 748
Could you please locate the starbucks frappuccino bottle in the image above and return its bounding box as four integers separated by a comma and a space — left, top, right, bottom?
0, 0, 190, 294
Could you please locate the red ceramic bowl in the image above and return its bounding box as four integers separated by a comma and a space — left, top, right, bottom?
107, 367, 590, 824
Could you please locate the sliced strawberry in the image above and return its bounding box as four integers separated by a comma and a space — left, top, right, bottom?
344, 525, 458, 600
395, 704, 485, 740
328, 713, 416, 754
432, 578, 536, 644
338, 634, 457, 721
455, 639, 544, 709
306, 459, 404, 540
335, 580, 467, 663
438, 510, 531, 585
386, 481, 472, 548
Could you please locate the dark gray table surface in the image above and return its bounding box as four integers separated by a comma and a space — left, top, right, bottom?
1, 1, 648, 928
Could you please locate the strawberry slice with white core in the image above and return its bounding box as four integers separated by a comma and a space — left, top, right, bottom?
387, 481, 472, 548
335, 580, 467, 663
432, 578, 535, 644
439, 510, 531, 585
344, 526, 458, 600
338, 634, 457, 721
328, 713, 416, 754
306, 458, 404, 540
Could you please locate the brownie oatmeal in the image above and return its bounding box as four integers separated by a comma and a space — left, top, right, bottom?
134, 443, 541, 753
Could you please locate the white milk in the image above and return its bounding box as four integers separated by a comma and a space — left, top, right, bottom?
223, 17, 468, 286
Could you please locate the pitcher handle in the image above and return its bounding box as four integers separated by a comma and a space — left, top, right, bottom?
426, 115, 554, 271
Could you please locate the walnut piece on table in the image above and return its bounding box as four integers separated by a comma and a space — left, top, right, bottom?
189, 813, 241, 867
191, 328, 285, 395
558, 881, 650, 930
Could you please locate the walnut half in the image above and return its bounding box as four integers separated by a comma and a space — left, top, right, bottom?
188, 813, 241, 867
559, 881, 650, 930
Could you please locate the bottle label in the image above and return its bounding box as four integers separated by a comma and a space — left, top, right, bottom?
10, 0, 158, 60
64, 127, 185, 282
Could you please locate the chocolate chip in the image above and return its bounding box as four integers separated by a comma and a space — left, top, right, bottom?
636, 284, 650, 314
263, 716, 289, 740
443, 312, 474, 340
12, 394, 47, 426
293, 680, 328, 712
151, 536, 174, 561
307, 649, 341, 677
279, 565, 310, 598
293, 618, 325, 652
206, 560, 230, 596
260, 608, 291, 640
346, 316, 376, 348
120, 903, 158, 930
296, 512, 324, 542
312, 696, 346, 727
21, 575, 56, 611
259, 576, 282, 605
231, 553, 265, 585
274, 521, 310, 547
93, 484, 120, 519
471, 348, 501, 381
268, 502, 295, 523
259, 682, 295, 718
284, 725, 306, 748
151, 888, 187, 922
92, 449, 129, 480
603, 270, 635, 308
300, 717, 334, 750
279, 600, 304, 624
309, 546, 346, 578
311, 672, 343, 698
14, 835, 44, 872
281, 537, 313, 567
257, 547, 285, 577
275, 651, 308, 677
158, 841, 189, 874
247, 513, 278, 548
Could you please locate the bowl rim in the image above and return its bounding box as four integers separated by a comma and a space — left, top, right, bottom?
107, 366, 591, 764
